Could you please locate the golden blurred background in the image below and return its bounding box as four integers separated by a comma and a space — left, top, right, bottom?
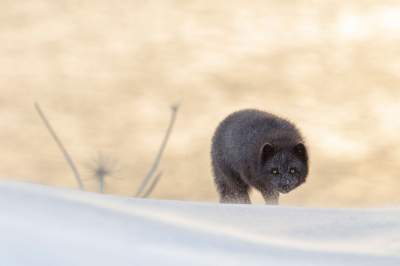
1, 0, 400, 207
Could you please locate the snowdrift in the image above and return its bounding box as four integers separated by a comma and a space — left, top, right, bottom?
0, 182, 399, 266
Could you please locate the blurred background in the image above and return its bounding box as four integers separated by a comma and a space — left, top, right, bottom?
1, 0, 400, 207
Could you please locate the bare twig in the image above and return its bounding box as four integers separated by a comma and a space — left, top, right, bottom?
99, 175, 105, 193
142, 171, 163, 198
34, 102, 85, 190
135, 103, 180, 197
87, 153, 118, 193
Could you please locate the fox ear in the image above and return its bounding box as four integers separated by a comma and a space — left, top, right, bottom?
260, 143, 274, 164
293, 143, 307, 162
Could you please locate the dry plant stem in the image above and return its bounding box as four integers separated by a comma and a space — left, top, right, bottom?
99, 175, 105, 193
135, 104, 180, 197
34, 103, 85, 190
90, 152, 117, 194
142, 171, 163, 198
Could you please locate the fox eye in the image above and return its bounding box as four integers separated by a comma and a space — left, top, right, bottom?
271, 168, 279, 175
289, 168, 297, 174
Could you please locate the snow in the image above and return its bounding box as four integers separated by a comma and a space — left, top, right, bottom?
0, 182, 399, 266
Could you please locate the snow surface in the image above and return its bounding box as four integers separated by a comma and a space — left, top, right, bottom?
0, 182, 399, 266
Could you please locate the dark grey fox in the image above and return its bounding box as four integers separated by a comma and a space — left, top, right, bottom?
211, 109, 309, 204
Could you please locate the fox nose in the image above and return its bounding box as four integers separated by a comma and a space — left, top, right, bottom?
279, 179, 291, 191
281, 178, 293, 188
277, 177, 299, 193
281, 178, 290, 185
